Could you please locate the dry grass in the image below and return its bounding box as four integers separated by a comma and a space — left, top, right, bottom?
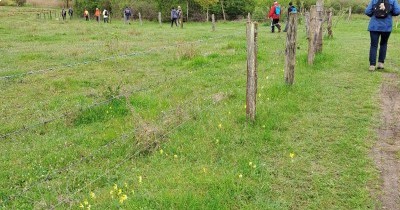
27, 0, 63, 7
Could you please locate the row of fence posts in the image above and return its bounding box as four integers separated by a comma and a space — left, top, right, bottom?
36, 10, 58, 20
246, 0, 333, 122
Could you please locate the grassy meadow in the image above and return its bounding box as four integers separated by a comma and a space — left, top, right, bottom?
1, 6, 400, 209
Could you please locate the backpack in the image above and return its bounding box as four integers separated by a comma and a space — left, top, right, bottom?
105, 10, 109, 16
291, 6, 297, 13
275, 5, 281, 15
124, 9, 131, 16
373, 0, 392, 18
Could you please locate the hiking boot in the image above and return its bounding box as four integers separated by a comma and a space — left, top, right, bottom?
369, 65, 376, 71
377, 62, 384, 69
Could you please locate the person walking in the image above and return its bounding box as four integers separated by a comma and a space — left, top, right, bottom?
124, 7, 132, 24
365, 0, 400, 71
94, 8, 101, 22
68, 7, 73, 19
103, 9, 109, 23
171, 7, 178, 27
177, 6, 183, 26
283, 2, 297, 32
84, 8, 89, 21
268, 1, 282, 33
61, 8, 67, 21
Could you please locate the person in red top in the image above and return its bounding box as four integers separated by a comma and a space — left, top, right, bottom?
94, 8, 101, 22
268, 1, 281, 33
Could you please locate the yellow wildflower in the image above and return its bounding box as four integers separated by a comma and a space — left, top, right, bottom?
159, 149, 164, 155
174, 154, 178, 159
239, 174, 243, 178
253, 164, 256, 168
138, 176, 142, 183
119, 194, 128, 203
249, 162, 253, 166
218, 123, 222, 128
84, 200, 88, 205
79, 203, 84, 208
87, 204, 91, 210
290, 153, 295, 158
118, 189, 122, 195
90, 192, 96, 199
124, 182, 128, 188
113, 184, 118, 190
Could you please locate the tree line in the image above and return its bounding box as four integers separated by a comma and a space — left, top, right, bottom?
11, 0, 369, 21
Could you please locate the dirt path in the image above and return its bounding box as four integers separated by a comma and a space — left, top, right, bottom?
373, 73, 400, 209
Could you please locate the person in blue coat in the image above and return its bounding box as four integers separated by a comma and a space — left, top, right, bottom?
365, 0, 400, 71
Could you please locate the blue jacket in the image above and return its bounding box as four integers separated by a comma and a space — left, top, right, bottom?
365, 0, 400, 32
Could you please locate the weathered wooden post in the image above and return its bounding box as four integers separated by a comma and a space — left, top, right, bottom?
327, 8, 333, 38
285, 13, 298, 85
348, 6, 352, 21
49, 10, 52, 19
212, 14, 216, 31
246, 21, 258, 122
305, 12, 310, 38
316, 0, 324, 53
158, 12, 162, 26
139, 12, 143, 25
247, 13, 251, 22
180, 12, 183, 28
308, 6, 317, 65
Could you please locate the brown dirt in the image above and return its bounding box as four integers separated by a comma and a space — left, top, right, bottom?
373, 72, 400, 209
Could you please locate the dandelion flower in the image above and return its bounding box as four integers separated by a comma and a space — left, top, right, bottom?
290, 153, 295, 158
249, 162, 253, 166
79, 203, 84, 208
87, 204, 91, 210
253, 164, 256, 168
90, 191, 96, 199
138, 176, 142, 183
118, 189, 122, 195
218, 123, 222, 128
239, 174, 243, 178
119, 194, 128, 203
174, 154, 178, 159
110, 190, 114, 195
159, 149, 164, 155
244, 105, 247, 109
113, 184, 118, 190
84, 200, 89, 205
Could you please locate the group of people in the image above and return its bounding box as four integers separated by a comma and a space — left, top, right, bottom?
268, 1, 297, 33
61, 7, 73, 21
170, 6, 183, 27
83, 8, 110, 23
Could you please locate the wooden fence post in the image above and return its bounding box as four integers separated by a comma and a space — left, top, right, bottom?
327, 8, 333, 38
305, 12, 310, 38
348, 6, 352, 21
246, 21, 258, 122
308, 6, 317, 65
285, 13, 298, 85
180, 13, 183, 28
158, 12, 162, 26
247, 13, 251, 22
316, 0, 324, 53
212, 14, 216, 31
139, 12, 143, 25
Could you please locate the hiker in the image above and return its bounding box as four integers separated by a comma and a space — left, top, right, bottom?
94, 8, 101, 22
68, 7, 73, 19
268, 1, 282, 33
124, 7, 132, 24
84, 8, 89, 21
171, 7, 178, 27
103, 9, 109, 23
365, 0, 400, 71
283, 2, 297, 32
177, 6, 183, 25
61, 8, 67, 21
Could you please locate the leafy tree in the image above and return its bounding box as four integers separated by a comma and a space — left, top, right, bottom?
194, 0, 218, 21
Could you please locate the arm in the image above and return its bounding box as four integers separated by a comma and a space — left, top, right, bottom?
268, 6, 274, 18
365, 0, 374, 17
392, 0, 400, 16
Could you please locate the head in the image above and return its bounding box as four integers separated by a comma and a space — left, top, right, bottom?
178, 6, 181, 10
274, 1, 278, 5
289, 2, 292, 6
172, 7, 175, 10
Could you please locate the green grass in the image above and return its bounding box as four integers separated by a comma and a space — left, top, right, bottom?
1, 6, 399, 209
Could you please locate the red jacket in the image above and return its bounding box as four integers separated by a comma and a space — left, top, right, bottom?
268, 3, 280, 20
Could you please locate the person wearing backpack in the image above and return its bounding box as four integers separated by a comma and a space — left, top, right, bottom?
283, 2, 297, 32
103, 9, 109, 23
61, 8, 67, 21
268, 1, 282, 33
124, 7, 132, 24
84, 8, 89, 21
177, 6, 183, 26
365, 0, 400, 71
171, 7, 178, 27
68, 7, 73, 20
